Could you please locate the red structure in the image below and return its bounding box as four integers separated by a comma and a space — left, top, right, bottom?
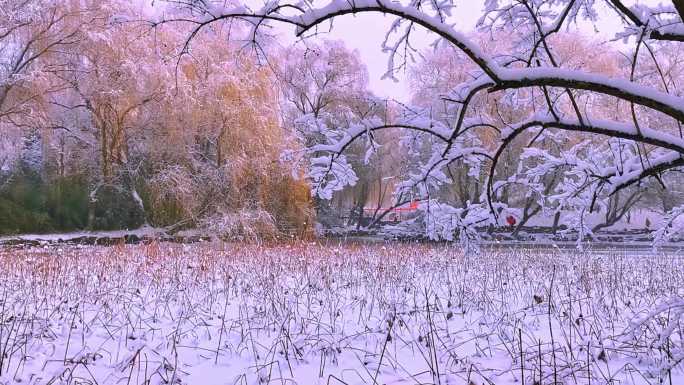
506, 215, 517, 226
363, 200, 420, 222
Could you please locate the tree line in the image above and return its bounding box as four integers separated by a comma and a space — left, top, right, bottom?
2, 0, 684, 244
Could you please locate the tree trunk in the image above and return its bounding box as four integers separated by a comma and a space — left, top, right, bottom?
552, 211, 561, 233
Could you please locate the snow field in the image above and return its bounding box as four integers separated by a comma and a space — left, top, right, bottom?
0, 242, 682, 385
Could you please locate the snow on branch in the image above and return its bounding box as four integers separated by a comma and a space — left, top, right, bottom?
495, 68, 684, 122
498, 116, 684, 208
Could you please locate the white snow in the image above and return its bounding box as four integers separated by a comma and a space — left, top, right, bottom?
0, 226, 164, 244
0, 242, 681, 385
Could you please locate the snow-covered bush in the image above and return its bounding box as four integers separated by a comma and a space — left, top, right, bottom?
200, 207, 280, 241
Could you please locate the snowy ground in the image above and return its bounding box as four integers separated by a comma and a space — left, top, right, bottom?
0, 242, 682, 385
0, 226, 170, 244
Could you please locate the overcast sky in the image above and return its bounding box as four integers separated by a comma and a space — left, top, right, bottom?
300, 2, 484, 101
269, 1, 482, 101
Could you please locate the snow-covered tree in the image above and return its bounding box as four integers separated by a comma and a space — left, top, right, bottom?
147, 24, 313, 238
277, 40, 397, 228
163, 0, 684, 243
0, 0, 81, 126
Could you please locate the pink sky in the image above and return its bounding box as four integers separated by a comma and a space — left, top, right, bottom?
310, 2, 483, 101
